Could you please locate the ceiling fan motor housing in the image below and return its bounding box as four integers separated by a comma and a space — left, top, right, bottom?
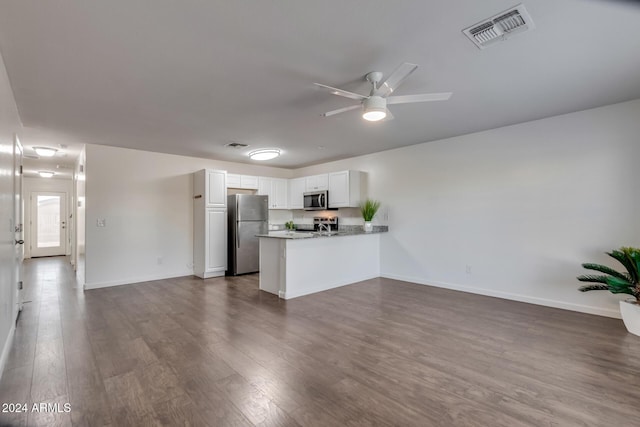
364, 96, 386, 111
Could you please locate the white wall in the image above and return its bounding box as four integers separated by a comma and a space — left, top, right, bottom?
23, 176, 73, 259
294, 99, 640, 318
0, 52, 22, 380
84, 144, 292, 288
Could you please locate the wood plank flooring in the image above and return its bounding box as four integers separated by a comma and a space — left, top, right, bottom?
1, 256, 639, 426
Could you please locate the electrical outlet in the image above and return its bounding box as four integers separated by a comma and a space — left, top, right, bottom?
157, 256, 163, 265
465, 265, 472, 274
96, 218, 106, 227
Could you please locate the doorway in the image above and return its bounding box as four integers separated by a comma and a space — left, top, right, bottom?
30, 191, 67, 257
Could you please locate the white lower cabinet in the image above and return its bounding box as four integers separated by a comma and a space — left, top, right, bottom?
205, 208, 227, 275
194, 207, 227, 278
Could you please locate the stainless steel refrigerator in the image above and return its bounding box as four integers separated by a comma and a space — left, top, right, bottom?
227, 194, 269, 275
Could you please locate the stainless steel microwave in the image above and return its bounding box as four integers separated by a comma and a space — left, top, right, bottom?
304, 191, 328, 210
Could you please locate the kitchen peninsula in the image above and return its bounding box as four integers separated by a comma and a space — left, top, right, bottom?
257, 228, 387, 299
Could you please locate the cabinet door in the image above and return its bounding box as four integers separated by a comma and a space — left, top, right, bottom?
272, 179, 288, 209
205, 208, 227, 273
257, 177, 271, 196
305, 174, 328, 191
226, 174, 241, 188
207, 170, 227, 207
328, 171, 349, 207
288, 177, 305, 209
241, 175, 259, 189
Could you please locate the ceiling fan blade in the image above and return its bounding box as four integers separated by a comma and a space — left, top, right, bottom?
322, 104, 361, 117
387, 92, 452, 105
314, 83, 368, 100
378, 62, 418, 96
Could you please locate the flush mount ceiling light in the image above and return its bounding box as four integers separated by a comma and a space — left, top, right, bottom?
38, 171, 55, 178
362, 96, 387, 122
33, 146, 58, 157
248, 149, 281, 161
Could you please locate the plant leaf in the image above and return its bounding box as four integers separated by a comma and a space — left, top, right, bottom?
578, 284, 609, 292
608, 250, 637, 283
577, 275, 609, 284
580, 263, 629, 281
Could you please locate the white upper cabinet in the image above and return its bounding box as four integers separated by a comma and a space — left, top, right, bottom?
227, 173, 259, 190
328, 171, 365, 208
206, 170, 227, 207
194, 169, 227, 208
258, 177, 289, 209
288, 177, 306, 210
305, 174, 329, 192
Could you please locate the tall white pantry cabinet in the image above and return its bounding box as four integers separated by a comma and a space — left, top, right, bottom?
193, 169, 227, 278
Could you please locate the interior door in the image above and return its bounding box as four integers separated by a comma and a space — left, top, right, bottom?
13, 135, 24, 312
31, 191, 67, 257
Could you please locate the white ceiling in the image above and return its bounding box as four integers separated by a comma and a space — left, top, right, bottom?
1, 0, 639, 169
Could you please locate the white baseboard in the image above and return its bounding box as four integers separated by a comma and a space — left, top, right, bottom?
281, 273, 379, 300
0, 322, 16, 383
84, 270, 194, 289
381, 273, 621, 319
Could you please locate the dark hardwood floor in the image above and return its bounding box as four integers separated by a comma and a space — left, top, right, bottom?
1, 257, 639, 426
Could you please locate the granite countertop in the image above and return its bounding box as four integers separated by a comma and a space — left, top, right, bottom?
257, 226, 388, 240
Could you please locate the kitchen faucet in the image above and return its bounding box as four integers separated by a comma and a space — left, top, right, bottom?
317, 223, 331, 235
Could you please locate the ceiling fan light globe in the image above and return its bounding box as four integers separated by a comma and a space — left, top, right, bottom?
362, 110, 387, 121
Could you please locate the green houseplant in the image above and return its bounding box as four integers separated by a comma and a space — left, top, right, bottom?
360, 199, 381, 233
577, 247, 640, 335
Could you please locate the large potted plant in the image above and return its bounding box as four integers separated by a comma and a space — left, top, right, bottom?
360, 199, 381, 233
577, 247, 640, 335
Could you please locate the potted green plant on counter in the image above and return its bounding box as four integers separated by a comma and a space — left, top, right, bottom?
360, 199, 381, 233
577, 247, 640, 336
285, 220, 295, 235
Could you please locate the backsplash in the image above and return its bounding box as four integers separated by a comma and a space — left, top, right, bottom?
268, 206, 389, 230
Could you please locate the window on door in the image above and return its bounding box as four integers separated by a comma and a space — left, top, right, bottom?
36, 195, 61, 248
31, 192, 66, 257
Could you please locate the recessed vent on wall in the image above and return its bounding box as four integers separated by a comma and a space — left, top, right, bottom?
224, 142, 249, 149
463, 4, 535, 49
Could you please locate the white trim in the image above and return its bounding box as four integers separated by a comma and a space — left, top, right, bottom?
280, 273, 379, 300
381, 273, 621, 319
84, 270, 194, 289
0, 323, 16, 383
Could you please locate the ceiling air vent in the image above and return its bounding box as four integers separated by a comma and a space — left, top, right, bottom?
463, 4, 535, 49
224, 142, 249, 149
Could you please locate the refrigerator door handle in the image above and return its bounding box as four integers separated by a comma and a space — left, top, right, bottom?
237, 223, 240, 249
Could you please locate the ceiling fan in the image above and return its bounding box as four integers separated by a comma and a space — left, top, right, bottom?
314, 62, 452, 122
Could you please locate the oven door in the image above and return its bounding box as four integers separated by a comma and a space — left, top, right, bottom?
304, 191, 327, 210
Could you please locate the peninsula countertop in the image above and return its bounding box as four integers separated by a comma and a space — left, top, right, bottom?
256, 227, 388, 239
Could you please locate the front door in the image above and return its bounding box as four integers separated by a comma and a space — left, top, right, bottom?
30, 191, 67, 257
